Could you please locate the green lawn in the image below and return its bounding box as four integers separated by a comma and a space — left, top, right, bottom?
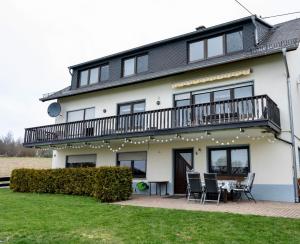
0, 189, 299, 244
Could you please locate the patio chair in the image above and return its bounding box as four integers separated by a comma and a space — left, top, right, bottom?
186, 171, 203, 202
233, 172, 256, 203
202, 173, 222, 205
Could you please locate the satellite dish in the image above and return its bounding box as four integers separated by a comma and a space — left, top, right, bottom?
47, 102, 61, 117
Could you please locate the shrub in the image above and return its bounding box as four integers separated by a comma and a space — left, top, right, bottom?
10, 167, 132, 202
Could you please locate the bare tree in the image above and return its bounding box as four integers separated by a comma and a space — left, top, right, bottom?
0, 132, 52, 157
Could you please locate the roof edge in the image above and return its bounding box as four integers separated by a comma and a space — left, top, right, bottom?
41, 44, 299, 102
69, 15, 271, 69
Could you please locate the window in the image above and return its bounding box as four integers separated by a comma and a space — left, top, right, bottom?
189, 40, 204, 62
137, 55, 148, 73
210, 149, 227, 175
89, 67, 99, 84
207, 36, 224, 58
174, 84, 253, 122
123, 58, 135, 77
214, 89, 231, 102
117, 152, 147, 178
187, 30, 243, 62
66, 154, 96, 168
174, 84, 254, 106
118, 101, 145, 115
67, 107, 95, 122
208, 147, 250, 176
79, 70, 89, 86
233, 86, 252, 99
78, 64, 109, 87
174, 93, 191, 107
193, 92, 211, 116
234, 86, 253, 115
118, 101, 145, 129
193, 92, 210, 104
214, 89, 231, 113
122, 54, 148, 77
100, 65, 109, 81
226, 31, 243, 53
174, 93, 192, 126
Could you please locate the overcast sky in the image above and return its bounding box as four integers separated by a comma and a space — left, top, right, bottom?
1, 0, 300, 139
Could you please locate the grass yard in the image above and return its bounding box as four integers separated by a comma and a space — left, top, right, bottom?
0, 189, 299, 244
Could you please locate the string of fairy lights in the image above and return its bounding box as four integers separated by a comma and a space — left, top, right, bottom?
37, 130, 277, 153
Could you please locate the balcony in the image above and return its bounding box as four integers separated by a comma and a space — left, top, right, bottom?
24, 95, 280, 147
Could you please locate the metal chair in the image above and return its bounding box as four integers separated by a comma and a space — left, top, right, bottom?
202, 173, 222, 205
233, 172, 256, 203
186, 171, 203, 202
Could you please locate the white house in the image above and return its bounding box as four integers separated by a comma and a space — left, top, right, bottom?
24, 16, 300, 202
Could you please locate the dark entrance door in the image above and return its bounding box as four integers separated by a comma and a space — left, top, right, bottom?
174, 149, 193, 194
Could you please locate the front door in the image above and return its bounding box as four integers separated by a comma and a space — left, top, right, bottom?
174, 149, 193, 194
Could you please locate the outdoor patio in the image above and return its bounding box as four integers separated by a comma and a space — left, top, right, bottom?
115, 195, 300, 219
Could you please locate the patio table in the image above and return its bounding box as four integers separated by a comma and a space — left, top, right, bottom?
218, 180, 237, 203
218, 180, 237, 192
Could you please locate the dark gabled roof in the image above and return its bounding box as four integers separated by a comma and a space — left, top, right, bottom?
41, 17, 300, 102
68, 15, 271, 69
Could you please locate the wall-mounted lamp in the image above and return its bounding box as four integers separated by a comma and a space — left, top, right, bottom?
103, 109, 107, 113
156, 97, 161, 106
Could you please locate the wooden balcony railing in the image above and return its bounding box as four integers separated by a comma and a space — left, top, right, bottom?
24, 95, 280, 146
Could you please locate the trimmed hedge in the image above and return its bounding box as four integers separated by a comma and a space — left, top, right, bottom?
10, 167, 132, 202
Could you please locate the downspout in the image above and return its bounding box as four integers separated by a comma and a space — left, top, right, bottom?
282, 48, 299, 203
251, 16, 259, 45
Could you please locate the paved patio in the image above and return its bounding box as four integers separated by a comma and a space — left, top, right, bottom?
115, 195, 300, 219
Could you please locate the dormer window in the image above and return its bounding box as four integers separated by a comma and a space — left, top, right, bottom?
79, 64, 109, 87
226, 31, 243, 53
189, 40, 204, 62
137, 55, 148, 73
89, 67, 99, 84
207, 36, 224, 58
123, 58, 135, 77
122, 54, 148, 77
188, 30, 243, 63
79, 70, 89, 86
100, 65, 109, 81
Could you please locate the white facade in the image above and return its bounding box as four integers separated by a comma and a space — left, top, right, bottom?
48, 52, 300, 202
